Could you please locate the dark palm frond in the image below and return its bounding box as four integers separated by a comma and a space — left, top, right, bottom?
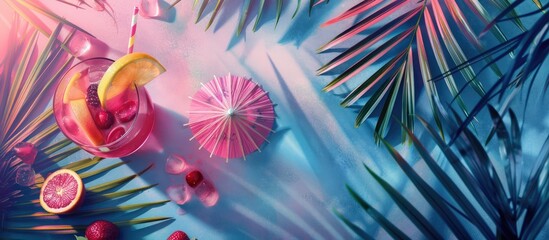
342, 106, 549, 239
317, 0, 527, 142
171, 0, 329, 35
438, 1, 549, 143
0, 15, 169, 238
0, 154, 22, 220
334, 208, 376, 240
337, 186, 408, 240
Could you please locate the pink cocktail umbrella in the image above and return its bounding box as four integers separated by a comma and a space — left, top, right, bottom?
187, 74, 275, 160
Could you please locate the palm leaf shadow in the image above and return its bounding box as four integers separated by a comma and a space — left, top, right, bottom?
278, 1, 337, 47
175, 0, 330, 37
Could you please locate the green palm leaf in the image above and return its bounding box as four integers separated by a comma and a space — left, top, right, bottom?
342, 106, 549, 239
4, 217, 171, 234
8, 200, 170, 219
317, 0, 527, 142
0, 13, 170, 239
1, 20, 71, 219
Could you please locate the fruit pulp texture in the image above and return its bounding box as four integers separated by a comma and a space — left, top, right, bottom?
42, 173, 79, 209
55, 60, 154, 158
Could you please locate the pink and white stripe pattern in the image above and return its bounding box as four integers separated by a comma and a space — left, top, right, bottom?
187, 74, 275, 161
127, 6, 139, 54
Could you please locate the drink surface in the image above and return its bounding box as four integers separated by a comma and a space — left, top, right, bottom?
53, 58, 155, 158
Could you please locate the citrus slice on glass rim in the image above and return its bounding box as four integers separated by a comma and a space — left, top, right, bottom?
97, 52, 166, 107
39, 169, 85, 214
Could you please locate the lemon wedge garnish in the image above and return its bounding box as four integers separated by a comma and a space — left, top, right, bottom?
69, 99, 104, 146
63, 72, 84, 103
97, 52, 166, 107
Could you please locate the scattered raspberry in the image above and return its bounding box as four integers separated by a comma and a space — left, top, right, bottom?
94, 110, 114, 129
167, 230, 190, 240
185, 170, 203, 188
86, 84, 100, 107
85, 220, 120, 240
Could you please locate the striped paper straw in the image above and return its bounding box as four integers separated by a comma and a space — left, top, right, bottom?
127, 6, 139, 54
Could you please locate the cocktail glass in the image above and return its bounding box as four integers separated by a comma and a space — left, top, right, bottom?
53, 58, 155, 158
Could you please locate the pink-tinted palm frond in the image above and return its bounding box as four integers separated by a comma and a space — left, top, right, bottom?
321, 0, 380, 27
317, 0, 523, 141
318, 0, 410, 52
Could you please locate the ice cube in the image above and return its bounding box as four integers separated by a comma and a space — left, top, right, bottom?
166, 184, 191, 205
165, 154, 189, 175
194, 180, 219, 207
115, 101, 137, 123
138, 0, 161, 18
13, 142, 37, 165
107, 127, 126, 144
15, 164, 35, 186
68, 31, 91, 58
88, 67, 108, 83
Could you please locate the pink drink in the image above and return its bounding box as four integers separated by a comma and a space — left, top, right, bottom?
53, 58, 155, 158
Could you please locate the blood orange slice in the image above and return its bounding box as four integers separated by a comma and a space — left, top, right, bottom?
39, 169, 85, 214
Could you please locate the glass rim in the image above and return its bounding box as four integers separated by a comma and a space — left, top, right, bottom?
53, 57, 146, 150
